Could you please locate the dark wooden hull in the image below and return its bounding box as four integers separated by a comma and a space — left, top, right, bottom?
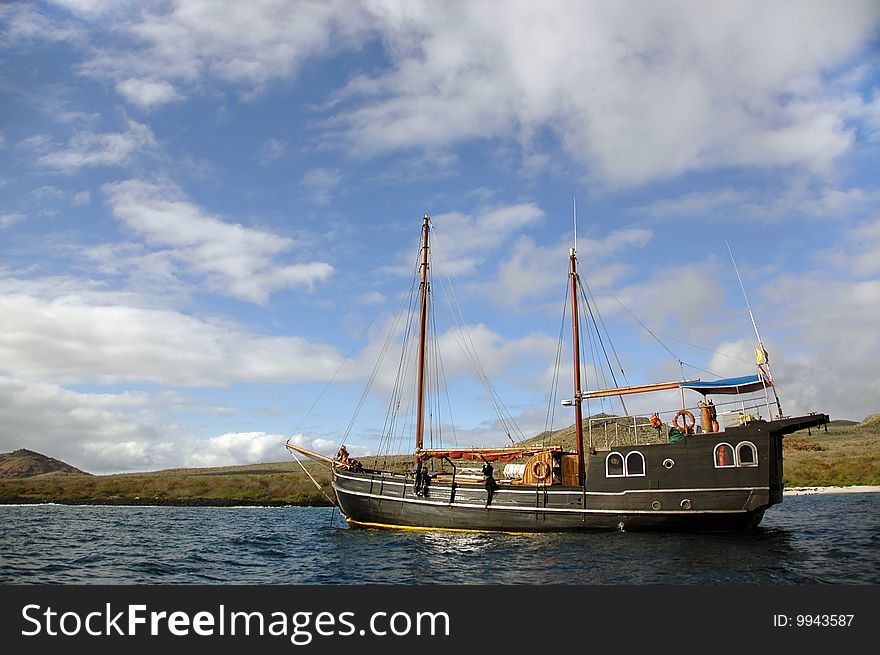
333, 414, 828, 533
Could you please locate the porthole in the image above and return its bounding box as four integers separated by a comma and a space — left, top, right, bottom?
651, 500, 661, 510
714, 443, 735, 468
662, 458, 675, 469
736, 441, 759, 467
605, 452, 624, 477
625, 451, 646, 476
681, 499, 692, 510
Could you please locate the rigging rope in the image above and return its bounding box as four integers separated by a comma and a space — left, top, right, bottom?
287, 449, 337, 507
351, 239, 423, 460
543, 281, 570, 440
289, 311, 381, 443
577, 262, 683, 365
577, 275, 628, 416
430, 227, 526, 443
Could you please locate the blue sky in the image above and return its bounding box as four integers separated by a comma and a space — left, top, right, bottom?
2, 0, 879, 474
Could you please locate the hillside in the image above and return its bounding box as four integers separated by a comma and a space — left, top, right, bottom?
1, 413, 878, 505
783, 414, 880, 487
0, 449, 91, 478
0, 458, 333, 506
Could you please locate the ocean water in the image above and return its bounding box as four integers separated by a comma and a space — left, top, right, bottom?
1, 492, 878, 585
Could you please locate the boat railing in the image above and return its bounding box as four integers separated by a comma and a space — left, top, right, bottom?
588, 397, 769, 450
588, 416, 662, 450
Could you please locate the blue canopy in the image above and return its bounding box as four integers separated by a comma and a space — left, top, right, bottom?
680, 374, 767, 395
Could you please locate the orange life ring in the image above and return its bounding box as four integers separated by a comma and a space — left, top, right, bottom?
532, 460, 551, 481
673, 409, 696, 434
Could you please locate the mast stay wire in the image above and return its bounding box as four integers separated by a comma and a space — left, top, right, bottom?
379, 250, 423, 459
577, 274, 629, 416
348, 236, 422, 459
430, 226, 525, 443
288, 307, 380, 444
287, 448, 338, 507
576, 261, 683, 365
571, 258, 779, 419
580, 274, 630, 384
544, 280, 570, 439
574, 260, 746, 382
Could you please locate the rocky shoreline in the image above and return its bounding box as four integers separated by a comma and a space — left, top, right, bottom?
783, 485, 880, 496
0, 497, 333, 507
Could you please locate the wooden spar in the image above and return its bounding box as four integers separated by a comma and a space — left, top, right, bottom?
285, 443, 336, 465
569, 248, 585, 486
582, 379, 695, 399
415, 215, 431, 451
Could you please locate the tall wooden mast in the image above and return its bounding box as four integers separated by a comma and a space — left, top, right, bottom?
415, 215, 431, 451
570, 247, 586, 486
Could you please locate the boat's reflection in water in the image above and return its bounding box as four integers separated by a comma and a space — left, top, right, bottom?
419, 530, 497, 555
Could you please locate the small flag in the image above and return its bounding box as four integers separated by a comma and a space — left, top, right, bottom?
755, 347, 768, 365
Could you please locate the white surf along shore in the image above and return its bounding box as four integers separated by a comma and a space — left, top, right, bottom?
783, 486, 880, 496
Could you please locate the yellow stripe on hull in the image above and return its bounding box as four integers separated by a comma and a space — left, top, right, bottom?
345, 517, 533, 536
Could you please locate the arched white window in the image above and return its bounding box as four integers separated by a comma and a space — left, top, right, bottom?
606, 452, 624, 477
625, 451, 646, 477
714, 443, 735, 468
736, 441, 758, 467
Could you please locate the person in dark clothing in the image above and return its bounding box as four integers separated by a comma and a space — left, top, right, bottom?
482, 459, 498, 507
414, 461, 429, 496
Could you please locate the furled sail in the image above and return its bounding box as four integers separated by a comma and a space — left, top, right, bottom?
680, 374, 768, 395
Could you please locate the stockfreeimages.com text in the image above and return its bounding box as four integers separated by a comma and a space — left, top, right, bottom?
22, 603, 450, 645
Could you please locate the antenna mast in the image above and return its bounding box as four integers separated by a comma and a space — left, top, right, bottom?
726, 242, 783, 418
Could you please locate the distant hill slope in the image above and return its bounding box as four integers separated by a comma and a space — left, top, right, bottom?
0, 449, 90, 478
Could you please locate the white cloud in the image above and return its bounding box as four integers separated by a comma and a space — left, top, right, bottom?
357, 291, 386, 305
640, 181, 878, 223
36, 119, 156, 173
639, 188, 752, 218
30, 185, 66, 203
257, 137, 288, 165
80, 0, 372, 93
47, 0, 139, 18
435, 324, 557, 382
0, 376, 167, 473
180, 432, 288, 468
1, 213, 25, 229
71, 190, 92, 206
299, 167, 341, 204
103, 179, 334, 303
751, 276, 880, 422
335, 1, 879, 185
116, 78, 183, 109
478, 237, 564, 309
0, 3, 85, 45
20, 2, 879, 186
849, 217, 880, 277
479, 226, 653, 310
810, 213, 880, 279
0, 281, 344, 387
612, 263, 727, 340
434, 203, 544, 253
382, 203, 545, 277
0, 376, 328, 473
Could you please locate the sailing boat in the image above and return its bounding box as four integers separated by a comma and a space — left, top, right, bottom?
287, 215, 828, 532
